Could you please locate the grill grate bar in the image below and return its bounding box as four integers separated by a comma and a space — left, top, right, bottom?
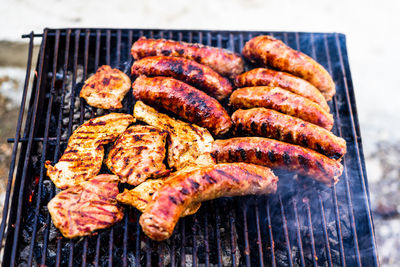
9, 30, 48, 267
265, 199, 276, 267
320, 32, 362, 266
0, 31, 34, 252
279, 194, 294, 267
318, 192, 333, 267
242, 203, 251, 267
292, 198, 306, 267
255, 203, 265, 267
27, 29, 61, 267
334, 33, 379, 266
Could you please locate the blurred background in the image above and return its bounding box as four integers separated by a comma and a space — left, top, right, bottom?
0, 0, 399, 265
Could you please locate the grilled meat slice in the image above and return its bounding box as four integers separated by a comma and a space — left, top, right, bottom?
131, 36, 244, 78
211, 137, 343, 185
242, 35, 335, 100
229, 86, 333, 130
45, 113, 134, 189
117, 178, 201, 217
232, 108, 346, 159
133, 101, 215, 170
131, 56, 233, 100
139, 163, 278, 241
105, 125, 169, 186
80, 65, 131, 109
48, 174, 123, 239
132, 76, 232, 136
234, 68, 329, 111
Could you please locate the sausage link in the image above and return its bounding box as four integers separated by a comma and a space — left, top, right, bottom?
131, 37, 244, 78
229, 86, 334, 130
242, 35, 335, 100
132, 76, 232, 136
139, 163, 278, 241
232, 108, 346, 159
131, 56, 233, 100
234, 68, 329, 111
211, 137, 343, 185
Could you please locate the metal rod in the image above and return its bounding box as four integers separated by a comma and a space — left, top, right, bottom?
9, 29, 48, 267
27, 29, 61, 267
0, 31, 34, 250
255, 203, 265, 267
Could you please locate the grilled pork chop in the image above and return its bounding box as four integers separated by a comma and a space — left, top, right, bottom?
45, 113, 134, 189
133, 101, 215, 170
48, 174, 124, 238
105, 125, 169, 185
80, 65, 131, 109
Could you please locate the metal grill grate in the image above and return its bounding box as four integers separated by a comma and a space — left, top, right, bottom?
0, 28, 379, 267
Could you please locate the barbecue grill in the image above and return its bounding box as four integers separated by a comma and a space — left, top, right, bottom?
0, 28, 379, 267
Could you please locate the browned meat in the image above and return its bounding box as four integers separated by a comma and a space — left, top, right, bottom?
105, 125, 169, 185
80, 65, 131, 109
139, 163, 278, 241
229, 86, 333, 130
116, 177, 201, 217
48, 174, 124, 238
232, 108, 346, 159
131, 56, 233, 100
133, 101, 215, 170
45, 113, 134, 189
132, 76, 232, 136
131, 36, 244, 78
234, 68, 329, 111
242, 35, 335, 100
211, 137, 343, 186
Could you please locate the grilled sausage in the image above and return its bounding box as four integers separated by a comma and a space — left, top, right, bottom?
242, 35, 335, 100
234, 68, 329, 111
131, 37, 244, 78
131, 56, 233, 100
211, 137, 343, 185
232, 108, 346, 159
132, 76, 232, 136
229, 86, 334, 130
139, 163, 278, 241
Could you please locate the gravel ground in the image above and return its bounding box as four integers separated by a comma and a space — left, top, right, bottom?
0, 0, 399, 265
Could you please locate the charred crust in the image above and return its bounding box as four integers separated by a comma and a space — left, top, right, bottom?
268, 150, 276, 163
180, 187, 190, 195
283, 151, 291, 165
250, 121, 258, 133
188, 179, 200, 190
169, 196, 178, 205
255, 149, 262, 159
238, 148, 247, 161
261, 122, 268, 136
204, 174, 217, 184
297, 154, 310, 172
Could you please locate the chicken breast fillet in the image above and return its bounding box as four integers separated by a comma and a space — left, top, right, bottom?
116, 178, 201, 218
45, 113, 134, 189
105, 125, 169, 186
80, 65, 131, 109
48, 174, 124, 239
139, 163, 278, 241
133, 101, 215, 170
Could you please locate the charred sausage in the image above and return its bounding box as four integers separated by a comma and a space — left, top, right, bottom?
232, 108, 346, 159
132, 76, 232, 136
211, 137, 343, 185
229, 86, 334, 130
131, 56, 233, 100
139, 163, 278, 241
242, 35, 335, 100
131, 36, 244, 78
234, 68, 329, 111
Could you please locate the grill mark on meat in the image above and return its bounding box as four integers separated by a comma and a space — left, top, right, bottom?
213, 169, 240, 183
283, 151, 291, 165
268, 150, 276, 162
